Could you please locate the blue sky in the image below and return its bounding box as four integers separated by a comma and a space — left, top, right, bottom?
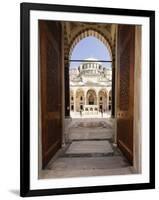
70, 36, 112, 68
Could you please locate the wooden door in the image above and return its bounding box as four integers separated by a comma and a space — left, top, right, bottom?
117, 25, 135, 164
39, 20, 62, 168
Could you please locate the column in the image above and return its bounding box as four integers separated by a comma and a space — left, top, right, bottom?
84, 90, 87, 106
96, 89, 99, 111
64, 61, 70, 117
73, 89, 76, 112
107, 91, 109, 111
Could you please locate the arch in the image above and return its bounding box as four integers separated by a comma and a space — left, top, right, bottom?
86, 89, 97, 105
98, 89, 107, 96
68, 29, 112, 60
98, 89, 108, 111
76, 88, 85, 112
76, 88, 85, 98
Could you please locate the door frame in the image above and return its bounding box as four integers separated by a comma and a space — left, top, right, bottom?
114, 25, 142, 173
38, 22, 142, 173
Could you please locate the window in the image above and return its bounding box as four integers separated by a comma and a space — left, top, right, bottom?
71, 105, 74, 110
71, 96, 74, 101
100, 97, 102, 101
80, 96, 83, 101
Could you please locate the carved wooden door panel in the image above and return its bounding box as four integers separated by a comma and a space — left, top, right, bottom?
117, 25, 135, 164
39, 21, 62, 168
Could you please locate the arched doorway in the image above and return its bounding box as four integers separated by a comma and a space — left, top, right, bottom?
75, 89, 85, 112
69, 29, 112, 60
86, 89, 97, 105
98, 89, 107, 111
65, 27, 114, 117
38, 20, 140, 177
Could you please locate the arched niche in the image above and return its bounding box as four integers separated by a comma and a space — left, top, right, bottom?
98, 89, 108, 111
76, 89, 85, 111
86, 89, 97, 105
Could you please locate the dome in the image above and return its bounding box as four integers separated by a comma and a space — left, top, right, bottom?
78, 58, 102, 75
70, 57, 112, 85
83, 57, 102, 65
84, 57, 98, 61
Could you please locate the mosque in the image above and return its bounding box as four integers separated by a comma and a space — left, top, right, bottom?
69, 58, 112, 115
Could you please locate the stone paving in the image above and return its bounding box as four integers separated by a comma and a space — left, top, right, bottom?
68, 117, 114, 141
66, 141, 113, 155
39, 118, 133, 179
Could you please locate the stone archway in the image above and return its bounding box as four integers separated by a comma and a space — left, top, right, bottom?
68, 29, 112, 60
86, 89, 97, 105
98, 89, 107, 111
64, 22, 115, 117
76, 89, 85, 112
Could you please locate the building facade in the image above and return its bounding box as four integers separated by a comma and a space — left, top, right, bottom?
70, 58, 112, 115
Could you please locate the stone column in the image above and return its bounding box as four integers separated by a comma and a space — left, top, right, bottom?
96, 89, 99, 111
106, 91, 109, 111
111, 62, 115, 118
73, 89, 76, 112
111, 31, 117, 118
84, 90, 87, 106
64, 61, 70, 117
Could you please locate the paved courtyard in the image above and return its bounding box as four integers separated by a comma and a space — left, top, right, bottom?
39, 117, 133, 179
70, 111, 111, 118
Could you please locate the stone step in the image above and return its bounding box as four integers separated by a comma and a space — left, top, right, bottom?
40, 167, 132, 179
69, 129, 113, 140
63, 152, 114, 157
65, 140, 114, 155
47, 156, 130, 171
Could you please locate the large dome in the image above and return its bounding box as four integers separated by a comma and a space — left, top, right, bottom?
78, 58, 103, 75
70, 57, 112, 85
84, 57, 100, 62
